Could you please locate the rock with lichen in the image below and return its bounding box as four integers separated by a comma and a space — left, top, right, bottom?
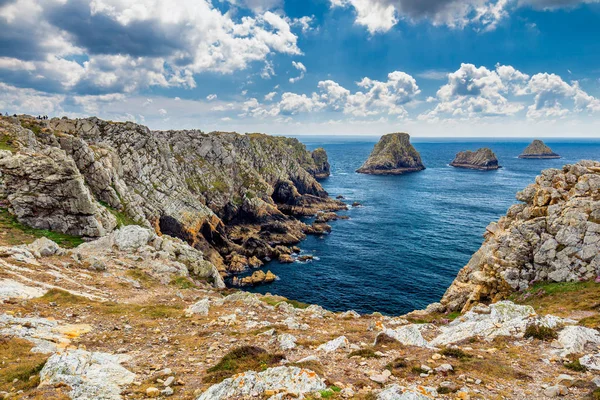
356, 133, 425, 175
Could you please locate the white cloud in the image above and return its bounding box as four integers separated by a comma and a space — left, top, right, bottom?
158, 108, 168, 115
0, 83, 66, 115
289, 61, 307, 83
289, 16, 316, 33
260, 60, 275, 79
207, 94, 218, 101
264, 91, 278, 101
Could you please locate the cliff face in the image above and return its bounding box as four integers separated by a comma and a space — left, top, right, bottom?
519, 140, 560, 159
356, 133, 425, 175
441, 160, 600, 312
450, 148, 500, 170
0, 115, 344, 276
310, 148, 330, 179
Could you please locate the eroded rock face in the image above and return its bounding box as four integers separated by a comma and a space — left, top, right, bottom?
196, 366, 326, 400
356, 133, 425, 175
450, 148, 500, 171
39, 349, 135, 400
519, 140, 560, 159
441, 161, 600, 312
310, 147, 330, 179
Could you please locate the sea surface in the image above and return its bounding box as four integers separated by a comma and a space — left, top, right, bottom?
246, 138, 600, 315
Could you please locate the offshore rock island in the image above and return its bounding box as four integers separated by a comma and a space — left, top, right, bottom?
519, 140, 561, 159
356, 133, 425, 175
1, 116, 600, 400
449, 148, 500, 171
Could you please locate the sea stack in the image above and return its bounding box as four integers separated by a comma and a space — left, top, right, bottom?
450, 148, 500, 171
518, 140, 560, 159
356, 133, 425, 175
311, 148, 330, 179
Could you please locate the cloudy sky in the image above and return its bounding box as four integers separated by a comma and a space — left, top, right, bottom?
1, 0, 600, 136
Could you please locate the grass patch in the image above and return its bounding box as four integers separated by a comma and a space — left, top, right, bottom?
440, 347, 472, 359
0, 134, 17, 152
203, 346, 284, 384
564, 359, 587, 372
170, 276, 195, 289
385, 358, 407, 372
260, 296, 310, 309
348, 348, 381, 359
411, 366, 429, 375
524, 324, 558, 341
0, 338, 48, 393
98, 202, 138, 227
511, 281, 600, 329
591, 388, 600, 400
291, 360, 325, 377
0, 208, 84, 248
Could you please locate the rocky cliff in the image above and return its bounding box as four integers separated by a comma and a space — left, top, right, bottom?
310, 147, 330, 179
440, 160, 600, 312
449, 148, 500, 170
519, 140, 560, 159
0, 115, 344, 278
356, 133, 425, 175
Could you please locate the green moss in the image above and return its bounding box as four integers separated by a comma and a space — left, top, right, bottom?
20, 121, 42, 135
98, 201, 138, 227
170, 276, 195, 289
564, 359, 587, 372
0, 207, 84, 248
524, 324, 558, 341
211, 178, 229, 193
0, 134, 17, 152
260, 296, 310, 309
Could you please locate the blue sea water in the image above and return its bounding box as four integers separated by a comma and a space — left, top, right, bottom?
246, 138, 600, 315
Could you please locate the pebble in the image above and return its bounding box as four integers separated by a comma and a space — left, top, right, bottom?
164, 376, 175, 387
543, 385, 568, 397
146, 387, 160, 397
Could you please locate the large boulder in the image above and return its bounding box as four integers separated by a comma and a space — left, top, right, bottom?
356, 133, 425, 175
519, 140, 560, 159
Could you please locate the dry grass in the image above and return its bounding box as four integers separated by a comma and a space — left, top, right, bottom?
202, 346, 284, 384
0, 338, 48, 393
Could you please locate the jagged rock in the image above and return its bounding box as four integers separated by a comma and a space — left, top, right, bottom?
311, 147, 330, 179
450, 148, 500, 171
277, 333, 298, 350
579, 353, 600, 371
39, 349, 135, 400
356, 133, 425, 175
317, 336, 349, 352
555, 326, 600, 356
377, 325, 431, 348
0, 279, 46, 301
27, 237, 61, 257
442, 161, 600, 312
112, 226, 156, 251
196, 366, 326, 400
519, 140, 560, 159
248, 256, 263, 268
185, 298, 211, 316
279, 254, 294, 263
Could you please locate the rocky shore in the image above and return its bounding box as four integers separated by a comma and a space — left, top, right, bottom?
449, 148, 500, 171
0, 115, 346, 284
519, 140, 560, 159
356, 133, 425, 175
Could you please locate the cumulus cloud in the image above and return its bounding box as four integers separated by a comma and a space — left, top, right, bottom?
0, 0, 305, 94
330, 0, 596, 33
207, 94, 217, 101
289, 61, 307, 83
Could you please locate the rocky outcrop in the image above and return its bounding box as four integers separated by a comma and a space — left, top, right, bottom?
441, 160, 600, 312
519, 140, 560, 159
450, 148, 500, 170
310, 147, 330, 179
356, 133, 425, 175
0, 115, 345, 279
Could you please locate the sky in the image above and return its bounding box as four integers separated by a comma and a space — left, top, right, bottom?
1, 0, 600, 137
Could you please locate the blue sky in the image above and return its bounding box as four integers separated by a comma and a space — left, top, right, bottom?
1, 0, 600, 136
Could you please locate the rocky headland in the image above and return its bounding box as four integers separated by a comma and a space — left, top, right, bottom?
449, 148, 500, 171
519, 140, 561, 159
0, 115, 346, 284
356, 133, 425, 175
1, 116, 600, 400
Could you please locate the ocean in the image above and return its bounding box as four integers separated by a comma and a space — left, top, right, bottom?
246, 138, 600, 315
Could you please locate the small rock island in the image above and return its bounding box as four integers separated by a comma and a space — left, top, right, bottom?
356, 132, 425, 175
519, 140, 560, 159
450, 148, 500, 170
311, 147, 330, 179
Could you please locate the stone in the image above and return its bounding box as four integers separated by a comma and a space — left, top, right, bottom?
356, 133, 425, 175
146, 387, 160, 397
450, 148, 500, 170
196, 366, 326, 400
377, 385, 438, 400
377, 325, 431, 348
434, 364, 453, 373
164, 376, 175, 387
0, 279, 46, 301
277, 333, 298, 350
185, 298, 211, 316
39, 349, 135, 399
27, 237, 61, 257
311, 148, 330, 179
579, 353, 600, 371
555, 326, 600, 356
112, 226, 155, 251
317, 336, 349, 352
543, 385, 568, 397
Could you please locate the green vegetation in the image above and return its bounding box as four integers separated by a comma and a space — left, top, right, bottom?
0, 134, 17, 152
440, 347, 472, 359
511, 281, 600, 328
0, 338, 48, 393
260, 295, 310, 309
385, 358, 407, 372
203, 346, 284, 384
564, 359, 587, 372
170, 276, 195, 289
0, 207, 84, 248
20, 121, 42, 135
524, 324, 558, 341
348, 348, 381, 359
98, 201, 138, 227
210, 178, 229, 193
